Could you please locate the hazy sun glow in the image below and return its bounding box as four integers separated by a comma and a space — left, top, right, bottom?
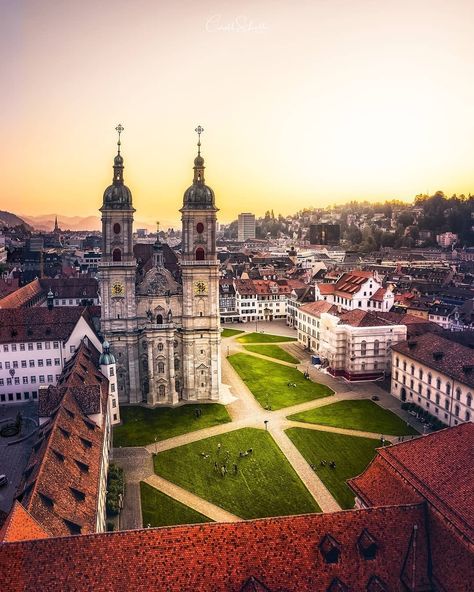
1, 0, 474, 227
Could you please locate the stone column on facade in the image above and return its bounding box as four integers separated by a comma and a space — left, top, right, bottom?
147, 339, 155, 406
167, 332, 178, 405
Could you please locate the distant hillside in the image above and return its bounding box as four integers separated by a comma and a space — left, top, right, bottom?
20, 213, 176, 232
0, 210, 32, 230
21, 214, 101, 232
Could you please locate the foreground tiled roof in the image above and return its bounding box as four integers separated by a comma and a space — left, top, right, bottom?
0, 502, 49, 542
350, 423, 474, 543
0, 306, 92, 344
391, 332, 474, 388
0, 504, 431, 592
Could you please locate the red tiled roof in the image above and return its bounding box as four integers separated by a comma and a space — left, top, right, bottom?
0, 278, 43, 309
0, 502, 50, 542
317, 283, 335, 295
299, 301, 335, 316
0, 504, 431, 592
337, 310, 394, 328
350, 423, 474, 543
391, 332, 474, 388
0, 306, 93, 344
370, 288, 387, 302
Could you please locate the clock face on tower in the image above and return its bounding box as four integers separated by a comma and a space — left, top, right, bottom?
193, 280, 208, 295
111, 282, 125, 297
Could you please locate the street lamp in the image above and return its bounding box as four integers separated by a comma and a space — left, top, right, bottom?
264, 420, 269, 431
154, 436, 158, 455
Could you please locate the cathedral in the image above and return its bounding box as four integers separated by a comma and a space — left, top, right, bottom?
98, 126, 221, 406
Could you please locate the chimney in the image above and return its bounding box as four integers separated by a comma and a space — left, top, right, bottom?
433, 351, 444, 361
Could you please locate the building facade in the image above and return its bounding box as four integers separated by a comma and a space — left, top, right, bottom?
99, 127, 221, 406
391, 333, 473, 426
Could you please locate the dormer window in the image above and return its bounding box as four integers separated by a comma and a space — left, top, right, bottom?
326, 578, 349, 592
358, 529, 378, 560
319, 534, 341, 564
366, 575, 388, 592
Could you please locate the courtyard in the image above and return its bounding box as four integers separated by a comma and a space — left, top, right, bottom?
113, 321, 425, 530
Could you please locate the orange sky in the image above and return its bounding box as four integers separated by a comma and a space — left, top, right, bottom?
1, 0, 474, 227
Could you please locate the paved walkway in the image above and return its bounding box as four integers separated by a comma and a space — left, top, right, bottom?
144, 474, 242, 523
116, 325, 425, 528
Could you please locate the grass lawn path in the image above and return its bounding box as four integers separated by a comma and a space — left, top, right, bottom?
153, 427, 321, 519
243, 344, 300, 364
237, 332, 297, 344
114, 404, 231, 447
228, 353, 333, 410
286, 428, 380, 509
221, 328, 244, 338
288, 400, 418, 436
140, 482, 212, 527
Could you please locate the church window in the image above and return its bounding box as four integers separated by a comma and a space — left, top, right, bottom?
360, 341, 367, 356
175, 380, 180, 391
158, 385, 166, 397
158, 362, 165, 373
113, 223, 121, 234
174, 358, 180, 371
157, 343, 164, 351
196, 222, 204, 234
112, 248, 122, 262
373, 340, 380, 355
195, 247, 205, 261
157, 314, 163, 324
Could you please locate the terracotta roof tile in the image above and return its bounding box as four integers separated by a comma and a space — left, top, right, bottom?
0, 502, 50, 542
0, 278, 43, 309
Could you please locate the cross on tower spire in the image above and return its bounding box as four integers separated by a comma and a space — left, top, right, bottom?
195, 125, 204, 156
115, 123, 124, 155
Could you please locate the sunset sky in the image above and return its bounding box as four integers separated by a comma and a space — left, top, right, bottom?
1, 0, 474, 227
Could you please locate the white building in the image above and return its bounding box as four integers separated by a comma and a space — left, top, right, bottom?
315, 271, 394, 312
0, 307, 101, 404
234, 278, 290, 323
298, 302, 406, 381
436, 232, 458, 248
391, 333, 473, 426
238, 213, 256, 242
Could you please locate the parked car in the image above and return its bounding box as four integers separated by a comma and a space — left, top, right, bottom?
0, 475, 8, 487
371, 395, 380, 401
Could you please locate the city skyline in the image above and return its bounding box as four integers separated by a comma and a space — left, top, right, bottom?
2, 0, 474, 226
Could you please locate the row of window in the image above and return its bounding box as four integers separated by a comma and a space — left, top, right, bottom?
394, 373, 472, 407
0, 374, 59, 386
3, 341, 60, 352
0, 391, 38, 402
395, 386, 471, 422
0, 358, 61, 370
396, 358, 471, 401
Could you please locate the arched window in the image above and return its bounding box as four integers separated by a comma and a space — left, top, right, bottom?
456, 388, 461, 401
396, 357, 399, 368
403, 361, 407, 371
174, 358, 180, 371
156, 314, 163, 325
454, 404, 460, 417
419, 369, 423, 380
410, 364, 415, 376
436, 378, 441, 390
158, 384, 165, 397
195, 247, 205, 261
360, 341, 367, 356
446, 383, 451, 396
466, 411, 471, 422
467, 393, 472, 407
427, 373, 432, 385
113, 223, 121, 234
373, 340, 380, 356
112, 248, 121, 262
158, 362, 165, 373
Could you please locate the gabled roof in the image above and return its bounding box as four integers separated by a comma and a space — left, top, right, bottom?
0, 278, 43, 308
0, 502, 50, 542
350, 423, 474, 543
0, 306, 94, 344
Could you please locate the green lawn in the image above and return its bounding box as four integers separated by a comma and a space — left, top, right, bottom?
228, 353, 333, 410
221, 328, 245, 338
237, 332, 297, 344
288, 400, 418, 436
243, 344, 300, 364
113, 404, 231, 447
140, 482, 212, 527
153, 427, 320, 519
286, 428, 380, 509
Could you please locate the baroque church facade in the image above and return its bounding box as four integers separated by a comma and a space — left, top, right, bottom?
98, 127, 221, 406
